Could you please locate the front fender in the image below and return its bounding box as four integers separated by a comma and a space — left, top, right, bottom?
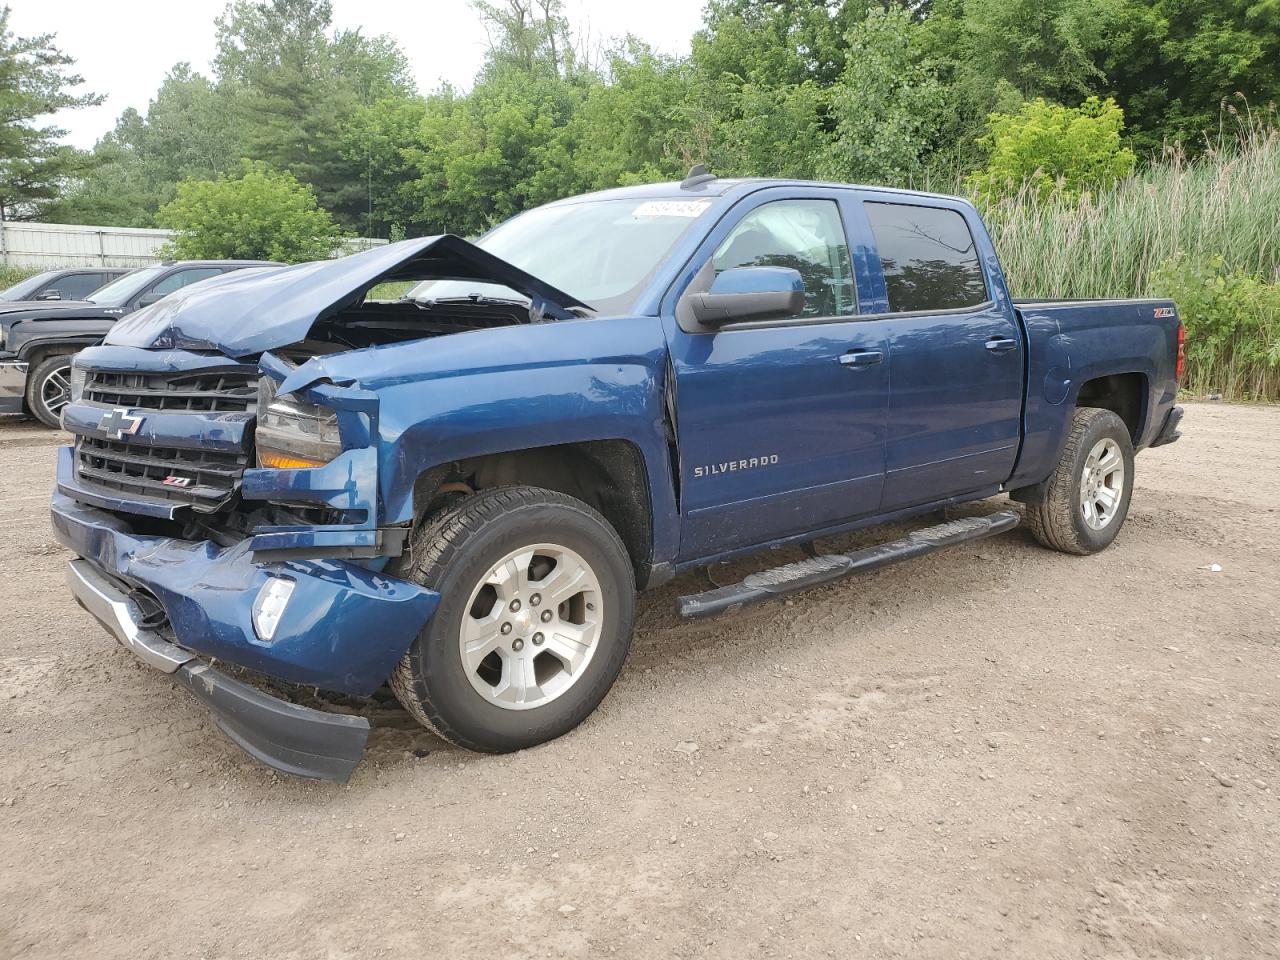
312, 316, 679, 564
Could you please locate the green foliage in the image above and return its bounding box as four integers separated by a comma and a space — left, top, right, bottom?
0, 264, 38, 290
1096, 0, 1280, 154
156, 161, 345, 262
1151, 255, 1280, 400
820, 7, 943, 185
968, 96, 1137, 202
213, 0, 417, 230
986, 121, 1280, 299
0, 4, 102, 220
17, 0, 1280, 414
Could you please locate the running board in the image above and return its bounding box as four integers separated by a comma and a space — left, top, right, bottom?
675, 510, 1021, 619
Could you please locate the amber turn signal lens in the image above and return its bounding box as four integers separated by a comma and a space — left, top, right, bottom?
258, 450, 329, 470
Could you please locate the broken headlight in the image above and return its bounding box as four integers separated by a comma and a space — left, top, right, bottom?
256, 378, 342, 470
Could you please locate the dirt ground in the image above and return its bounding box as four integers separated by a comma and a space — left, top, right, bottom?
1, 401, 1278, 960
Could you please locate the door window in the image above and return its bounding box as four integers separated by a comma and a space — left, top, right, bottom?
864, 202, 988, 313
52, 273, 105, 300
712, 199, 856, 318
150, 267, 222, 296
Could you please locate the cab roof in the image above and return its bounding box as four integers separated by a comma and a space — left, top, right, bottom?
543, 176, 970, 209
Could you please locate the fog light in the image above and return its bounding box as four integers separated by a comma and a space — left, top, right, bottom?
252, 577, 295, 642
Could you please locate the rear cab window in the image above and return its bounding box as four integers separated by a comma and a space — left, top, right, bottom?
863, 202, 988, 313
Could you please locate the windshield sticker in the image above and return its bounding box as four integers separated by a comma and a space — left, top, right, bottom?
632, 199, 712, 219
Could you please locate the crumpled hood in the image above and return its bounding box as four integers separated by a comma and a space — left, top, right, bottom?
104, 235, 590, 358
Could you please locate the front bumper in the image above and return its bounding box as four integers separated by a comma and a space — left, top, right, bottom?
52, 477, 441, 780
0, 358, 28, 414
66, 559, 370, 781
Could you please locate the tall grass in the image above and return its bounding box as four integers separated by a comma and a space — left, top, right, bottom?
0, 264, 39, 292
977, 118, 1280, 400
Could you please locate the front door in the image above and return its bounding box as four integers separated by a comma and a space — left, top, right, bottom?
666, 191, 891, 559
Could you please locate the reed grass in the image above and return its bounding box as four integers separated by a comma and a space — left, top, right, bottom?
976, 116, 1280, 400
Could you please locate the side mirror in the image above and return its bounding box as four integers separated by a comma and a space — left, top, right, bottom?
36, 290, 62, 301
136, 292, 163, 308
688, 266, 805, 326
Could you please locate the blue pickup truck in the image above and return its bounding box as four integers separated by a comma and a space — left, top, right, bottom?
50, 172, 1184, 780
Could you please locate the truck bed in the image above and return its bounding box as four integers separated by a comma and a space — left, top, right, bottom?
1007, 295, 1181, 491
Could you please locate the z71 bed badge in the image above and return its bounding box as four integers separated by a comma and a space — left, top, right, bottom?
1154, 306, 1176, 319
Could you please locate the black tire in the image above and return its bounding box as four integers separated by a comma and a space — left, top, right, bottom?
1025, 406, 1135, 555
388, 485, 636, 753
25, 353, 74, 429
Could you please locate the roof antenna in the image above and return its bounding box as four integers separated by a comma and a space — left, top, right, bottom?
681, 163, 716, 190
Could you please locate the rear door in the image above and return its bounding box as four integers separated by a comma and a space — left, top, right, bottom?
665, 188, 892, 559
853, 197, 1023, 510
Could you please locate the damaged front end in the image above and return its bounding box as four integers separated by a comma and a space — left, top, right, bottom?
51, 235, 589, 780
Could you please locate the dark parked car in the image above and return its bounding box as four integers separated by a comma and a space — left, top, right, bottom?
0, 259, 278, 427
0, 267, 130, 303
52, 173, 1184, 780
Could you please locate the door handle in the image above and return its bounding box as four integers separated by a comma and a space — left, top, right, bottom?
985, 337, 1018, 354
839, 349, 884, 368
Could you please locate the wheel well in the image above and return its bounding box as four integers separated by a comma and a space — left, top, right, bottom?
1077, 373, 1146, 442
412, 440, 654, 584
23, 342, 81, 366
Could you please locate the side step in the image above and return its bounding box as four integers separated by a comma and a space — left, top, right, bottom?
675, 510, 1020, 619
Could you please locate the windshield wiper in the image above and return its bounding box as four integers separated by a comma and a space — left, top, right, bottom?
403, 294, 529, 307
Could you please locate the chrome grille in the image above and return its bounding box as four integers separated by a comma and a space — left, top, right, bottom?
75, 435, 249, 509
85, 369, 258, 413
72, 366, 258, 513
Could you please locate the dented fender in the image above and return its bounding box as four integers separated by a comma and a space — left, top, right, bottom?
261, 315, 682, 565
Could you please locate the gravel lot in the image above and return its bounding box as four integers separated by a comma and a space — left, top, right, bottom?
1, 401, 1278, 960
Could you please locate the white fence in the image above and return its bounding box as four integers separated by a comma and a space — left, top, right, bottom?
0, 220, 386, 269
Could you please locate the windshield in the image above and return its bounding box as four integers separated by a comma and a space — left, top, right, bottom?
406, 197, 713, 314
0, 270, 59, 301
87, 266, 166, 306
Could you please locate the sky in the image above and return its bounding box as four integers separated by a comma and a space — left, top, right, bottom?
12, 0, 708, 150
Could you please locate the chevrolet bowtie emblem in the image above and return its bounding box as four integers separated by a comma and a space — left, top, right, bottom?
98, 407, 144, 440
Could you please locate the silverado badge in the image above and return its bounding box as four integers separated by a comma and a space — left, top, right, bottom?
98, 408, 144, 440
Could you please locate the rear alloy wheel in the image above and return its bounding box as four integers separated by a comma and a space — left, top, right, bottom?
1024, 406, 1134, 555
389, 486, 635, 753
26, 354, 74, 428
1079, 437, 1126, 531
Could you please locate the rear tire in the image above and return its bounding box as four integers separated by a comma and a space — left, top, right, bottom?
25, 353, 74, 429
1025, 406, 1134, 555
389, 486, 635, 753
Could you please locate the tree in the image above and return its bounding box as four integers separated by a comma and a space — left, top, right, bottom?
0, 5, 102, 220
966, 96, 1137, 202
554, 40, 702, 190
820, 7, 943, 185
1096, 0, 1280, 153
156, 161, 345, 262
472, 0, 576, 79
213, 0, 417, 230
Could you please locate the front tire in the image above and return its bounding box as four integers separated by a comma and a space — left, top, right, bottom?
1025, 406, 1134, 555
26, 353, 74, 429
389, 486, 636, 753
